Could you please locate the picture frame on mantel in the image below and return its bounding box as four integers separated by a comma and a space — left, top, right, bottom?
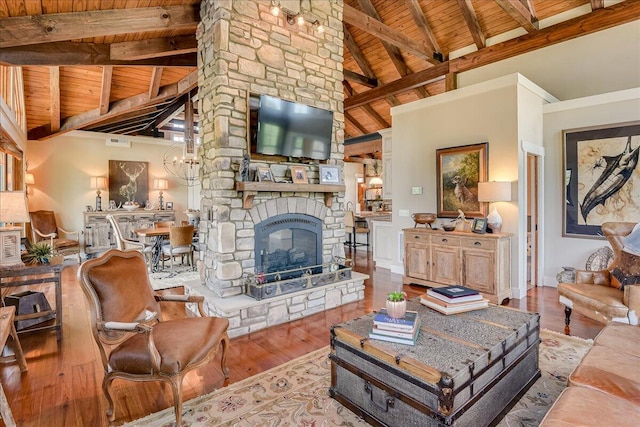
436, 142, 488, 218
563, 121, 640, 239
319, 165, 341, 184
290, 166, 307, 184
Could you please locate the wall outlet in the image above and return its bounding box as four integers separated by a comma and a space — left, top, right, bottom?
399, 209, 410, 217
411, 186, 423, 195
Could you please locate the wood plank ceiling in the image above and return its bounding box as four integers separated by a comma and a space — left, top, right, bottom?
1, 0, 638, 150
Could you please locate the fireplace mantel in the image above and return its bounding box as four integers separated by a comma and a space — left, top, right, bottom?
235, 182, 346, 208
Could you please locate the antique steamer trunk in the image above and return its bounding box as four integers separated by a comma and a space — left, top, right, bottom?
329, 302, 540, 426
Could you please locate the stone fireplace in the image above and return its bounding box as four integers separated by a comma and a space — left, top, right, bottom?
185, 0, 366, 338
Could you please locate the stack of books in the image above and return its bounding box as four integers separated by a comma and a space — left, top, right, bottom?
369, 309, 421, 345
420, 285, 489, 315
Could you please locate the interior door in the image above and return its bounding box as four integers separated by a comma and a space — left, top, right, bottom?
526, 154, 539, 289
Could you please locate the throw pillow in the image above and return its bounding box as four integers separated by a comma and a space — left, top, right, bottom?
610, 249, 640, 289
622, 223, 640, 256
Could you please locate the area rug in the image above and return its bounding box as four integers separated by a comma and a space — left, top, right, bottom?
124, 329, 592, 427
148, 266, 200, 291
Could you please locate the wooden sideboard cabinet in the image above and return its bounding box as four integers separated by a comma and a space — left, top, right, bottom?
403, 228, 512, 304
84, 210, 175, 257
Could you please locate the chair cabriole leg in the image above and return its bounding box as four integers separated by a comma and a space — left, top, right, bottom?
564, 306, 572, 335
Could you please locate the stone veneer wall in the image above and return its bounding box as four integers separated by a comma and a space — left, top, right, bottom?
197, 0, 346, 298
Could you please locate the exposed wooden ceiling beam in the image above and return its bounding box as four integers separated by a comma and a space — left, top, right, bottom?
343, 24, 377, 79
495, 0, 538, 33
355, 0, 431, 99
343, 4, 434, 62
591, 0, 605, 10
0, 5, 199, 48
28, 71, 198, 140
457, 0, 486, 49
99, 66, 113, 115
345, 111, 369, 135
343, 81, 390, 129
85, 106, 162, 129
404, 0, 443, 58
345, 63, 449, 110
344, 69, 378, 88
344, 139, 382, 158
154, 97, 187, 130
148, 67, 163, 99
49, 66, 60, 132
343, 25, 402, 107
110, 35, 197, 60
0, 42, 196, 66
451, 0, 640, 73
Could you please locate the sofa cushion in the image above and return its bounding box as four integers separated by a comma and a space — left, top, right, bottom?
557, 282, 628, 319
594, 322, 640, 358
539, 387, 640, 427
568, 345, 640, 405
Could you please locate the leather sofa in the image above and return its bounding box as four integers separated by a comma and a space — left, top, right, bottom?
540, 322, 640, 426
557, 222, 640, 335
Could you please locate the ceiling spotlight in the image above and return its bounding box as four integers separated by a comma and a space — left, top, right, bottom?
297, 15, 304, 26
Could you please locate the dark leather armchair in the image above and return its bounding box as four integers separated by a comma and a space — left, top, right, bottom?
29, 210, 82, 262
78, 249, 229, 425
558, 222, 640, 335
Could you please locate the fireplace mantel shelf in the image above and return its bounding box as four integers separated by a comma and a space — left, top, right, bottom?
235, 181, 346, 208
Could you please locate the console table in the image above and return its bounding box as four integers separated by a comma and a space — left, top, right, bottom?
84, 210, 175, 257
0, 260, 64, 341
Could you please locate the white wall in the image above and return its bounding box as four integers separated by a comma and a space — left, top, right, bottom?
458, 21, 640, 101
542, 88, 640, 286
26, 131, 190, 251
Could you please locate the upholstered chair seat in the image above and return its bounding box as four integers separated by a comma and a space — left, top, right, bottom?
558, 222, 640, 334
29, 210, 82, 262
78, 249, 229, 426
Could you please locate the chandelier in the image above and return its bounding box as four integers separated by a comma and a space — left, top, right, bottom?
163, 137, 200, 186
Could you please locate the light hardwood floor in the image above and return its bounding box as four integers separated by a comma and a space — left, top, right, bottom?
1, 249, 602, 426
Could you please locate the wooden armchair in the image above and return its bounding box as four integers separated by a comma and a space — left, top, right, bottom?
78, 249, 229, 426
558, 222, 640, 335
29, 210, 82, 262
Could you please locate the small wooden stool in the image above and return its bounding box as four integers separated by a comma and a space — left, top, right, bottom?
0, 305, 28, 427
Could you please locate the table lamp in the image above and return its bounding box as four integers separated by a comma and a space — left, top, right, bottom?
153, 178, 169, 210
478, 181, 511, 233
0, 191, 30, 267
90, 176, 108, 211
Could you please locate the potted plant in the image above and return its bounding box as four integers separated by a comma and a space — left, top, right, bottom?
25, 241, 53, 264
386, 291, 407, 319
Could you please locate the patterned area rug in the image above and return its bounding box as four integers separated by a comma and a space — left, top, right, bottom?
124, 329, 592, 427
148, 265, 200, 291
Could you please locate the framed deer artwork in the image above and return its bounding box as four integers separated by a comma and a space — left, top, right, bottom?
436, 142, 488, 218
108, 160, 149, 207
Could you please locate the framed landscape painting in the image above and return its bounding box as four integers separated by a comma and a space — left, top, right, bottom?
436, 142, 488, 218
563, 121, 640, 238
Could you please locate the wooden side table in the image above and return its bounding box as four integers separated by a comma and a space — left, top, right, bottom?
0, 259, 64, 341
0, 306, 28, 427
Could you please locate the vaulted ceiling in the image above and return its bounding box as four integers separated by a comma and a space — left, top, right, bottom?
1, 0, 638, 144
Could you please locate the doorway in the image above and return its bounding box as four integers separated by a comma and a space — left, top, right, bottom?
526, 154, 539, 289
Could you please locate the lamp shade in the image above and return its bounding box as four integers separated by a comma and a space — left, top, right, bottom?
369, 177, 383, 186
25, 173, 35, 185
0, 191, 30, 223
90, 176, 107, 190
153, 178, 169, 191
478, 181, 511, 203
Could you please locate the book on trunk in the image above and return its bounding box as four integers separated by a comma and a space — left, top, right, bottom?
420, 295, 489, 315
373, 309, 419, 332
369, 324, 420, 345
372, 319, 421, 339
427, 285, 483, 303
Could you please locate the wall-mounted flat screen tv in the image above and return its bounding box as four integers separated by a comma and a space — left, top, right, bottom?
249, 94, 333, 160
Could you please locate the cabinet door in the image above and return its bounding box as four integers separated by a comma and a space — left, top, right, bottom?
461, 249, 495, 293
431, 245, 460, 284
405, 243, 430, 281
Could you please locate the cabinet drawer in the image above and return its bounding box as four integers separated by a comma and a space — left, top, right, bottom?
431, 235, 460, 247
460, 237, 496, 250
405, 231, 430, 244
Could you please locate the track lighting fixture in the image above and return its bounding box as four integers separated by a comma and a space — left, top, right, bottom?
270, 1, 280, 16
